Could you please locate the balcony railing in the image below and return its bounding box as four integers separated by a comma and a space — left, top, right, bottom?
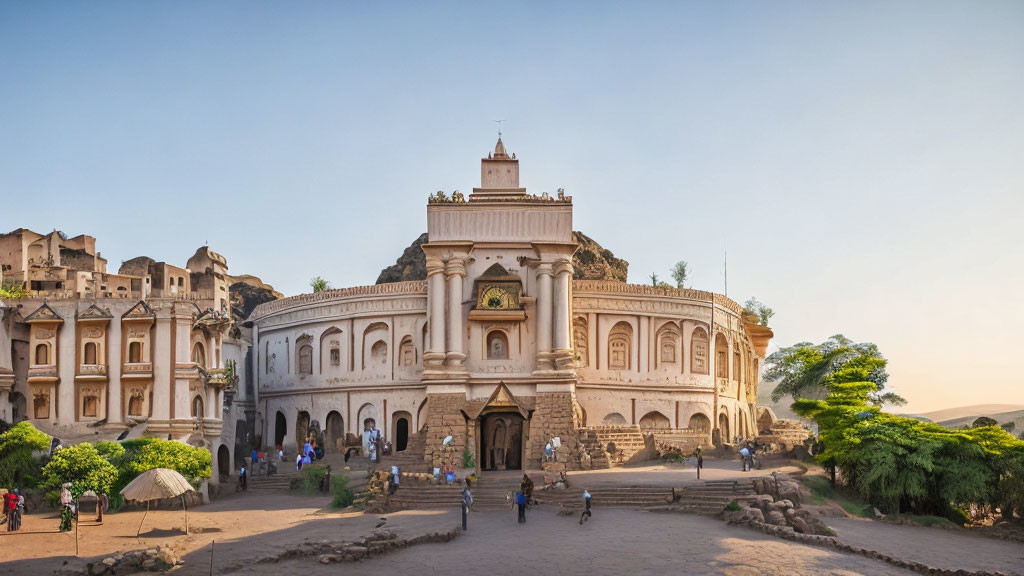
78, 364, 107, 376
27, 364, 58, 381
122, 362, 153, 378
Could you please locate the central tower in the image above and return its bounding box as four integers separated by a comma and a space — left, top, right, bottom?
420, 138, 582, 471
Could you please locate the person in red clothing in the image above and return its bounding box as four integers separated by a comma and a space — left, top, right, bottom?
3, 489, 19, 531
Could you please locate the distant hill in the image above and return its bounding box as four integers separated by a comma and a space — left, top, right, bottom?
909, 404, 1024, 424
756, 381, 801, 421
937, 409, 1024, 432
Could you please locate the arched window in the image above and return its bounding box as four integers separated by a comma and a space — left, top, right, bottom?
608, 322, 632, 370
128, 341, 142, 363
35, 344, 48, 365
690, 328, 709, 374
84, 342, 98, 365
573, 317, 588, 367
399, 336, 416, 366
486, 331, 509, 360
601, 412, 628, 425
715, 334, 729, 378
192, 395, 204, 419
371, 340, 387, 365
298, 344, 313, 374
656, 324, 679, 365
192, 342, 206, 368
128, 392, 144, 417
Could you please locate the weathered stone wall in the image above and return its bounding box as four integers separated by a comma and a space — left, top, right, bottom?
423, 392, 469, 467
527, 391, 581, 469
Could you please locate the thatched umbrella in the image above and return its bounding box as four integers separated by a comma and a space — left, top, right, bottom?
120, 468, 195, 537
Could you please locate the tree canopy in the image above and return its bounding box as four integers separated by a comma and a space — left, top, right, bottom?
794, 380, 1024, 519
742, 297, 775, 326
763, 334, 903, 406
310, 276, 332, 293
671, 261, 689, 289
0, 421, 51, 488
42, 443, 118, 498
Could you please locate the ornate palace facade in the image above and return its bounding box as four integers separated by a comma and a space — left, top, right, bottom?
247, 139, 773, 470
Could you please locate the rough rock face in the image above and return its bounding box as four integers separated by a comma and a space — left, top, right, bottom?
375, 231, 628, 284
376, 233, 429, 284
229, 276, 282, 321
571, 231, 628, 282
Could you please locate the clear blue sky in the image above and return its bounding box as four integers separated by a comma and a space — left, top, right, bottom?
2, 1, 1022, 412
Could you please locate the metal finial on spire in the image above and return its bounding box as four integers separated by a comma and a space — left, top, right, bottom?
493, 119, 505, 139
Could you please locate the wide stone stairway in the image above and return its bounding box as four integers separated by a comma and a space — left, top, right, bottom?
665, 479, 756, 515
578, 426, 650, 468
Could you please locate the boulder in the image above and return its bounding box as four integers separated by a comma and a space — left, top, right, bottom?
766, 510, 787, 526
791, 517, 810, 534
156, 548, 178, 566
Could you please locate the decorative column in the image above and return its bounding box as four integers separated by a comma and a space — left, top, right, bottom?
206, 333, 217, 369
152, 314, 172, 421
107, 319, 122, 424
445, 258, 466, 370
535, 263, 553, 371
552, 259, 573, 368
424, 256, 447, 369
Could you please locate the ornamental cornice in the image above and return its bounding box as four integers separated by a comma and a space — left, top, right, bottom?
572, 280, 744, 316
255, 294, 427, 330
250, 281, 427, 321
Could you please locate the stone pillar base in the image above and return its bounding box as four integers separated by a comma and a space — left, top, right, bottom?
528, 391, 581, 470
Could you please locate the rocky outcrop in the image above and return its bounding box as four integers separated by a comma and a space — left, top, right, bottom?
376, 233, 429, 284
229, 276, 282, 321
572, 231, 628, 282
376, 231, 629, 284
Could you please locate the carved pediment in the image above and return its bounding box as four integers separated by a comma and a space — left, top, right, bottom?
77, 304, 113, 322
473, 381, 529, 419
122, 300, 155, 321
24, 302, 63, 324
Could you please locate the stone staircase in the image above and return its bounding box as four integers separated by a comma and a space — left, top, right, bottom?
378, 432, 430, 473
247, 460, 299, 491
578, 426, 651, 468
388, 473, 674, 512
666, 480, 756, 515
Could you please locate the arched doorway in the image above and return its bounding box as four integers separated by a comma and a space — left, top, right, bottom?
274, 411, 287, 448
218, 445, 230, 477
638, 411, 671, 430
719, 412, 730, 441
688, 413, 711, 434
325, 411, 344, 453
392, 411, 411, 452
479, 412, 525, 471
296, 411, 310, 452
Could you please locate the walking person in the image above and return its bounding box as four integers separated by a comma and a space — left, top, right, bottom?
239, 466, 248, 491
515, 490, 527, 524
4, 489, 18, 532
579, 489, 592, 525
58, 483, 73, 532
461, 484, 472, 531
520, 474, 534, 506
96, 492, 108, 523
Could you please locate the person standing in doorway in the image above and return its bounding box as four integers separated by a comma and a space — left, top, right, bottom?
579, 489, 592, 525
461, 484, 473, 531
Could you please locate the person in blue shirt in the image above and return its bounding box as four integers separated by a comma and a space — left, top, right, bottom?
515, 491, 527, 523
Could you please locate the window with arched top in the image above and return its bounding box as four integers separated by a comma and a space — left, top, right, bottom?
192, 395, 204, 419
399, 336, 416, 366
608, 322, 632, 370
35, 344, 49, 365
298, 344, 313, 374
192, 342, 206, 368
657, 324, 679, 365
371, 341, 387, 364
690, 328, 709, 374
486, 331, 509, 360
84, 342, 98, 365
715, 334, 729, 378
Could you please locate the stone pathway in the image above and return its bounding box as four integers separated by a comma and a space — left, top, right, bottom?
234, 509, 913, 576
825, 516, 1024, 575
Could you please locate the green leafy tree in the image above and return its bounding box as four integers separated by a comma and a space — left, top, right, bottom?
42, 443, 118, 498
0, 421, 51, 488
764, 334, 903, 406
649, 272, 659, 287
125, 439, 212, 480
310, 276, 332, 293
795, 380, 1024, 519
671, 261, 689, 289
743, 297, 775, 326
95, 440, 125, 460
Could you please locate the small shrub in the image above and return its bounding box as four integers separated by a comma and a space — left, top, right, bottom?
461, 448, 475, 469
299, 465, 327, 494
724, 499, 740, 512
331, 475, 354, 508
664, 453, 684, 463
